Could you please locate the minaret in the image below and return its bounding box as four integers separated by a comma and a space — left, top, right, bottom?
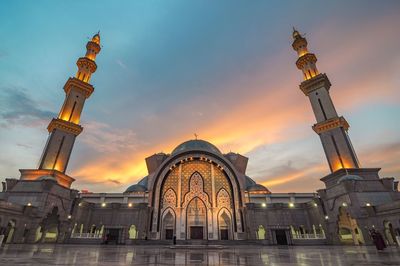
292, 28, 359, 172
20, 33, 101, 188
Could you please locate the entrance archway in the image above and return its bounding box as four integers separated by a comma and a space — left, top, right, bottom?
257, 225, 266, 240
128, 225, 137, 239
44, 225, 58, 243
5, 220, 16, 243
40, 207, 60, 243
34, 226, 43, 243
337, 207, 364, 245
383, 221, 396, 245
218, 209, 232, 240
162, 209, 175, 240
186, 197, 207, 240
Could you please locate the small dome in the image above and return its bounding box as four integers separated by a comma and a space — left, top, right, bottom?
125, 184, 146, 193
138, 176, 148, 187
38, 175, 57, 181
171, 139, 221, 155
247, 184, 271, 194
125, 176, 149, 193
245, 176, 271, 194
91, 32, 100, 45
337, 174, 363, 184
245, 176, 257, 188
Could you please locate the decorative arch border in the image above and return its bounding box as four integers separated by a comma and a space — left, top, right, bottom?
149, 151, 244, 235
216, 187, 232, 209
182, 172, 211, 209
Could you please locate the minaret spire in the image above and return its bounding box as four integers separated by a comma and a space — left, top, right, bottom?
19, 33, 101, 188
292, 29, 359, 173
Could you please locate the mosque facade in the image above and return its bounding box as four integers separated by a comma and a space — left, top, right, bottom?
0, 30, 399, 246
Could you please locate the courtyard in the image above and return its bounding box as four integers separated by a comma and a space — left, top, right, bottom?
0, 244, 399, 265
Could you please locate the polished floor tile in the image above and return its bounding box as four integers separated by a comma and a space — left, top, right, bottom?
0, 244, 399, 265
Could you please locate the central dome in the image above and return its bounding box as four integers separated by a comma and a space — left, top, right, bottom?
171, 139, 221, 155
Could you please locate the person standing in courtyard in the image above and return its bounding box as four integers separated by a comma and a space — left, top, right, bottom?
370, 229, 387, 251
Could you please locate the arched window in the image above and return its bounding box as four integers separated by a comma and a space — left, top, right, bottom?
162, 188, 177, 208
217, 188, 231, 209
128, 225, 137, 239
257, 225, 266, 240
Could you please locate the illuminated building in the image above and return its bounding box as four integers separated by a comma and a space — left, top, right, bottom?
0, 30, 399, 246
18, 32, 101, 188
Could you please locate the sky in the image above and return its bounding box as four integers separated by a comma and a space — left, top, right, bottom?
0, 1, 399, 193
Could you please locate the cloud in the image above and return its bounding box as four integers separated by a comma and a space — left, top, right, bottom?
108, 179, 122, 185
116, 59, 128, 70
80, 121, 141, 153
16, 143, 33, 149
1, 3, 399, 194
359, 140, 400, 177
0, 87, 56, 128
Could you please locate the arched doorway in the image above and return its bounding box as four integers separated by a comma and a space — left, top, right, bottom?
218, 209, 232, 240
128, 225, 137, 239
5, 220, 16, 243
383, 221, 396, 245
257, 225, 266, 240
337, 207, 364, 245
40, 207, 60, 243
44, 225, 58, 243
162, 209, 175, 240
34, 226, 43, 243
186, 197, 207, 240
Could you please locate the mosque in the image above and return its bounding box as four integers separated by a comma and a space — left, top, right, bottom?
0, 30, 399, 246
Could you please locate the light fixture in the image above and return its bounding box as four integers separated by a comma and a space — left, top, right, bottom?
101, 202, 106, 207
313, 203, 318, 207
342, 202, 347, 207
325, 215, 329, 220
289, 202, 294, 208
261, 203, 266, 207
67, 215, 72, 219
366, 203, 371, 207
78, 203, 82, 207
27, 202, 32, 206
128, 203, 132, 207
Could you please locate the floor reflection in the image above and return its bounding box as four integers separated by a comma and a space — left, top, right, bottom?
1, 244, 399, 265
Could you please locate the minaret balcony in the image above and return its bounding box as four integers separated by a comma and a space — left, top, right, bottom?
312, 116, 349, 134
76, 57, 97, 73
47, 118, 83, 136
299, 73, 331, 95
296, 53, 317, 69
63, 77, 95, 98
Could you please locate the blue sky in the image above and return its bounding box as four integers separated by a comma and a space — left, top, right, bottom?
0, 0, 399, 192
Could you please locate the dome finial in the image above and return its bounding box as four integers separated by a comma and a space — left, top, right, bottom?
292, 27, 301, 39
91, 31, 100, 45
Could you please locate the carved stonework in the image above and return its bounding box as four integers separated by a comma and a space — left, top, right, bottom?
217, 188, 231, 209
190, 172, 204, 193
162, 188, 177, 208
183, 172, 211, 209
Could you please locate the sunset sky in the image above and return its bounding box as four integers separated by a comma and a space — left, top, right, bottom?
0, 1, 399, 193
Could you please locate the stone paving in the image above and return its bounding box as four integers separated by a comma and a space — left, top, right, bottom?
0, 244, 399, 265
